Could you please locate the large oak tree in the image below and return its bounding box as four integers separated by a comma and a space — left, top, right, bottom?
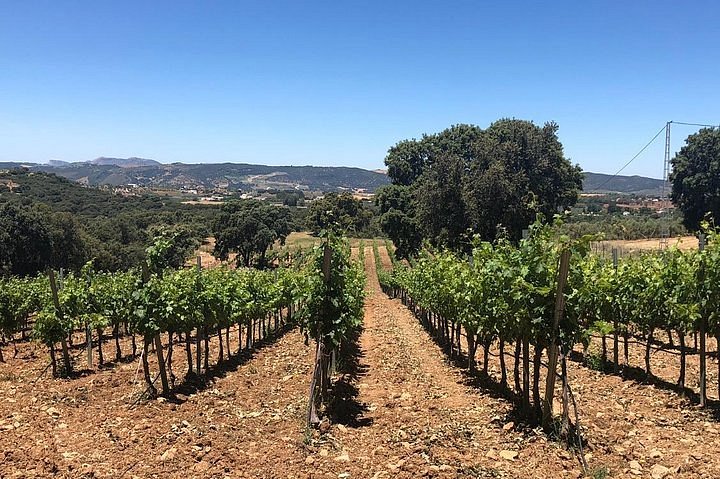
379, 119, 582, 254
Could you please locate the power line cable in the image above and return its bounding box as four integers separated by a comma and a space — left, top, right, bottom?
589, 124, 667, 193
671, 121, 718, 128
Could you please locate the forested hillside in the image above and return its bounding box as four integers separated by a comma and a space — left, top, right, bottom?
0, 170, 214, 272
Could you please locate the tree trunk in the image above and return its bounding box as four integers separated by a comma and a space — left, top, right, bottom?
444, 317, 450, 346
466, 330, 477, 372
306, 341, 322, 427
96, 328, 104, 366
131, 333, 137, 357
456, 322, 462, 357
153, 334, 170, 395
449, 320, 455, 358
196, 326, 202, 373
532, 345, 543, 421
60, 335, 72, 376
185, 331, 193, 374
113, 323, 122, 361
49, 345, 57, 377
644, 328, 654, 377
601, 335, 607, 365
613, 322, 619, 373
246, 321, 252, 349
167, 331, 175, 386
142, 337, 156, 397
217, 327, 224, 362
499, 336, 507, 388
203, 326, 209, 371
85, 324, 93, 369
560, 355, 570, 437
522, 336, 530, 417
513, 340, 521, 394
623, 331, 629, 366
226, 327, 231, 358
678, 331, 686, 388
238, 325, 243, 354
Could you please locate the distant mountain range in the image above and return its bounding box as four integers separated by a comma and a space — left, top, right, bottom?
0, 158, 390, 192
0, 158, 668, 195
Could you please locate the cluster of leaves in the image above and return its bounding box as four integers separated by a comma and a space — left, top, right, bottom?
389, 222, 590, 356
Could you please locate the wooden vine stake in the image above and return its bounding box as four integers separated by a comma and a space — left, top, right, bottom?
542, 249, 571, 431
306, 241, 332, 428
48, 269, 72, 376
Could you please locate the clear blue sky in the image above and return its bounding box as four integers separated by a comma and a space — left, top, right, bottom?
1, 1, 718, 178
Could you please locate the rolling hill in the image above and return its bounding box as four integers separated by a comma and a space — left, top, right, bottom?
581, 172, 668, 196
0, 158, 668, 195
0, 160, 390, 192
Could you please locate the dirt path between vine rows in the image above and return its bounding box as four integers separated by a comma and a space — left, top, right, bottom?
301, 246, 574, 478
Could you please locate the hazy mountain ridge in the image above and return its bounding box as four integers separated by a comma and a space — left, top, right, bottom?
0, 159, 666, 195
0, 160, 391, 192
581, 172, 668, 195
90, 157, 161, 167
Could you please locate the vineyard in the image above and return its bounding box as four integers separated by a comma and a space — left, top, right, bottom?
2, 238, 720, 477
377, 222, 720, 415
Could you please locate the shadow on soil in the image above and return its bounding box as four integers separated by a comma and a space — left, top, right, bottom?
386, 291, 537, 427
169, 324, 294, 403
326, 328, 373, 428
566, 350, 711, 406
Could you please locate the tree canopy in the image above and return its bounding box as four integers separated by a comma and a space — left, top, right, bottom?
670, 127, 720, 231
375, 185, 422, 259
213, 200, 291, 268
0, 202, 87, 276
306, 192, 375, 237
379, 119, 583, 254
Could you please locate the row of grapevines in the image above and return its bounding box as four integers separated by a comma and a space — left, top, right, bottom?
383, 222, 588, 424
13, 261, 304, 397
298, 232, 366, 425
0, 276, 48, 361
381, 221, 720, 416
571, 228, 720, 403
